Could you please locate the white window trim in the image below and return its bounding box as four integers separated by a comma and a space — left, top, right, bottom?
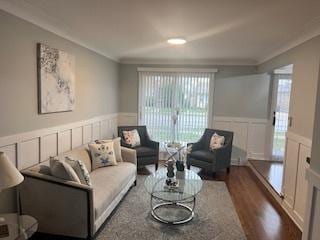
137, 67, 218, 73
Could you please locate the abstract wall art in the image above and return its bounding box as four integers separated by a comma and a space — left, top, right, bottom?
37, 43, 75, 114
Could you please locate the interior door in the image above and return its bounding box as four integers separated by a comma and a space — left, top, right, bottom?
271, 74, 292, 161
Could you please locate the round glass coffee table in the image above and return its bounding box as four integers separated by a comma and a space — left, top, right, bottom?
144, 168, 203, 224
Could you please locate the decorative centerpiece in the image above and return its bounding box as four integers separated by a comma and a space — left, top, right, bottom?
165, 159, 178, 189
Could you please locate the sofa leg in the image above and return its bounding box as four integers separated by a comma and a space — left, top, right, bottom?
227, 167, 230, 174
212, 172, 216, 178
155, 163, 159, 171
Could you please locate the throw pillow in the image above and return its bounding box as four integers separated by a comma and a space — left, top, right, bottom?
210, 133, 225, 151
88, 142, 117, 170
95, 137, 123, 162
65, 157, 92, 186
122, 129, 141, 147
50, 157, 81, 183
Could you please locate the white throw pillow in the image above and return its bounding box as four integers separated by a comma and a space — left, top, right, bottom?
65, 157, 92, 186
50, 157, 81, 183
210, 133, 225, 151
122, 129, 141, 147
88, 142, 118, 170
95, 137, 123, 162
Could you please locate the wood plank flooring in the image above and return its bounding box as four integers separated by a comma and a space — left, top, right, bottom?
140, 163, 302, 240
249, 159, 284, 195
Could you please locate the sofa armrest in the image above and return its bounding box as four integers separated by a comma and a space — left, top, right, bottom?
121, 147, 137, 165
20, 171, 94, 238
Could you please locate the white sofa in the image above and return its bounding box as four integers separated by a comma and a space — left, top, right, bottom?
19, 145, 137, 239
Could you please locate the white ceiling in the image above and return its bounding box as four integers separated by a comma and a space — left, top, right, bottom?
1, 0, 320, 64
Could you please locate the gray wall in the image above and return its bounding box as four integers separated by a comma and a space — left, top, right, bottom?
0, 10, 119, 138
0, 10, 119, 212
258, 35, 320, 140
119, 64, 271, 119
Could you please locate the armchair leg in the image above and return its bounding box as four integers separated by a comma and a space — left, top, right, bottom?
227, 167, 230, 174
187, 164, 191, 170
155, 163, 159, 171
212, 172, 216, 178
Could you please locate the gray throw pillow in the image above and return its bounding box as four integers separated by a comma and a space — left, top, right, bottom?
65, 157, 92, 186
50, 157, 81, 183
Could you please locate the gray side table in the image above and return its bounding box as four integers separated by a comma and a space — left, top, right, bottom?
0, 214, 37, 240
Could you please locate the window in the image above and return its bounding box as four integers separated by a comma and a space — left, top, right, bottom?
138, 68, 215, 146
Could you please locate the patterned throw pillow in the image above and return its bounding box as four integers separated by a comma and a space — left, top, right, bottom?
49, 157, 81, 183
95, 137, 123, 162
65, 157, 92, 186
122, 129, 141, 147
88, 142, 117, 170
210, 133, 225, 151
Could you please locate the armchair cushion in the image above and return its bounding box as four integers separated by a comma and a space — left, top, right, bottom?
135, 146, 158, 158
188, 150, 215, 163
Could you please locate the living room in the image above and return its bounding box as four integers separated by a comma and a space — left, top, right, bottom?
0, 1, 320, 240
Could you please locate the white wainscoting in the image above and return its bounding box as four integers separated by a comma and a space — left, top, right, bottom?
0, 114, 118, 170
212, 116, 269, 164
303, 168, 320, 240
117, 113, 269, 165
282, 131, 312, 230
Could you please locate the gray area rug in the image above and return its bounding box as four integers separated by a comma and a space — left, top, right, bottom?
96, 175, 246, 240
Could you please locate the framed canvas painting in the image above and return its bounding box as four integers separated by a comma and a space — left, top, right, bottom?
37, 43, 75, 114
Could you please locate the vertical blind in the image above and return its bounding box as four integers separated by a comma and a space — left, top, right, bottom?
138, 68, 215, 146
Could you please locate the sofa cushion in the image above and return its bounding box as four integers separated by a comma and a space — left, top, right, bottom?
90, 162, 136, 219
135, 146, 158, 157
59, 146, 92, 172
189, 150, 215, 163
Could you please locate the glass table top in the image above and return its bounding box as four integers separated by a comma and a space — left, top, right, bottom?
144, 168, 203, 202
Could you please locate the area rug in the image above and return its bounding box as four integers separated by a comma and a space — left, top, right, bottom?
96, 175, 246, 240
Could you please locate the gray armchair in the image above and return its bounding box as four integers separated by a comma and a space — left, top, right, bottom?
118, 126, 159, 170
187, 128, 233, 177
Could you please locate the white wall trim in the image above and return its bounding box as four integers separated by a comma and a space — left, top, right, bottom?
137, 67, 218, 73
213, 116, 269, 163
286, 131, 312, 147
0, 113, 119, 170
213, 116, 269, 124
303, 168, 320, 239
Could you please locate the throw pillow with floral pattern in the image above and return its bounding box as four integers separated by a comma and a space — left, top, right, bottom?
88, 142, 117, 170
122, 129, 141, 147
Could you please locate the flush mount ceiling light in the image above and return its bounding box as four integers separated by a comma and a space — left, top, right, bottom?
167, 38, 187, 45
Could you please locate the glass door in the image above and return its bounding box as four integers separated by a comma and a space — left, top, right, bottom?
271, 74, 292, 161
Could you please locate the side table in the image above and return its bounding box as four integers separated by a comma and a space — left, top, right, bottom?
0, 213, 37, 240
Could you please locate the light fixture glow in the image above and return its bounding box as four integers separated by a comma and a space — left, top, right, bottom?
167, 38, 187, 45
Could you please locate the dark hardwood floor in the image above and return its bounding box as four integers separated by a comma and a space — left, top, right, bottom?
140, 163, 302, 240
249, 159, 284, 195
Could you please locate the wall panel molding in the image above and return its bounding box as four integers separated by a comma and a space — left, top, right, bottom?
213, 116, 269, 164
282, 131, 312, 230
0, 113, 118, 170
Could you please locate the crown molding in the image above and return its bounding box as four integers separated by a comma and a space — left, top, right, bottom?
119, 58, 258, 66
0, 0, 119, 62
258, 18, 320, 65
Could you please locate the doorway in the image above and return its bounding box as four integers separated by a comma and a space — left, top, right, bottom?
271, 65, 293, 161
249, 64, 293, 196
